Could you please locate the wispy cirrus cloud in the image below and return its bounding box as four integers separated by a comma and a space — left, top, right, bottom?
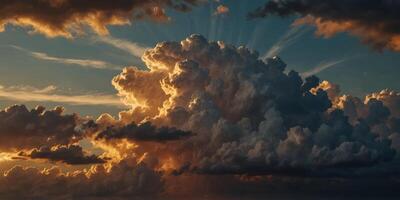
94, 36, 149, 58
10, 45, 121, 70
0, 85, 124, 107
262, 26, 309, 60
300, 58, 348, 77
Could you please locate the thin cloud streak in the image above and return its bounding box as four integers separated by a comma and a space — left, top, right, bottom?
94, 36, 148, 58
0, 85, 124, 107
301, 58, 348, 77
10, 45, 121, 71
262, 26, 309, 60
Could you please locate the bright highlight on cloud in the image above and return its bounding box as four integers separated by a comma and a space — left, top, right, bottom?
214, 5, 229, 16
249, 0, 400, 52
1, 35, 400, 199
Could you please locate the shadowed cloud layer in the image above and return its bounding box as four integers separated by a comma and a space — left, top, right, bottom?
0, 0, 201, 38
0, 105, 80, 151
0, 160, 163, 199
96, 121, 192, 142
18, 145, 107, 165
249, 0, 400, 51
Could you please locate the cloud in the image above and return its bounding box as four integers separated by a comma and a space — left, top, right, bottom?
109, 34, 399, 178
94, 35, 149, 58
0, 160, 164, 199
0, 85, 124, 107
300, 58, 348, 77
0, 0, 202, 38
213, 5, 229, 16
18, 144, 107, 165
0, 105, 80, 151
262, 25, 309, 59
1, 34, 400, 198
10, 45, 121, 70
95, 121, 192, 142
248, 0, 400, 51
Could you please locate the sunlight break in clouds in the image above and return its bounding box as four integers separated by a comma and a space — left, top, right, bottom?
10, 45, 121, 70
301, 58, 348, 77
94, 35, 149, 58
0, 85, 124, 107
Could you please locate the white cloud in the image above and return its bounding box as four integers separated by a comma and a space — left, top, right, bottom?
94, 35, 149, 58
262, 26, 309, 60
301, 58, 348, 77
10, 45, 121, 70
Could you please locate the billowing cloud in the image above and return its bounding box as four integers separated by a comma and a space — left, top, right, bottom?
0, 160, 163, 199
249, 0, 400, 51
0, 105, 80, 151
1, 35, 400, 198
0, 0, 202, 38
18, 144, 107, 165
109, 34, 399, 177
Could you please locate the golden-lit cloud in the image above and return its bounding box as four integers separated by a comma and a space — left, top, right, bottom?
106, 35, 399, 178
250, 0, 400, 51
1, 35, 400, 199
213, 5, 229, 15
0, 0, 202, 38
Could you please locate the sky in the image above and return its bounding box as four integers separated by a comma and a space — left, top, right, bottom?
0, 0, 400, 199
1, 0, 400, 118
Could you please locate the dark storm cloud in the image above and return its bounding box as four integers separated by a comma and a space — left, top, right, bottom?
0, 105, 81, 151
249, 0, 400, 51
111, 34, 400, 178
95, 121, 192, 142
0, 160, 164, 199
0, 0, 202, 38
18, 145, 107, 165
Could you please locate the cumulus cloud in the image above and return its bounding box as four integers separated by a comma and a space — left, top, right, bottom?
109, 34, 399, 177
249, 0, 400, 51
0, 0, 202, 38
0, 105, 81, 151
18, 145, 107, 165
0, 160, 163, 199
2, 34, 400, 198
